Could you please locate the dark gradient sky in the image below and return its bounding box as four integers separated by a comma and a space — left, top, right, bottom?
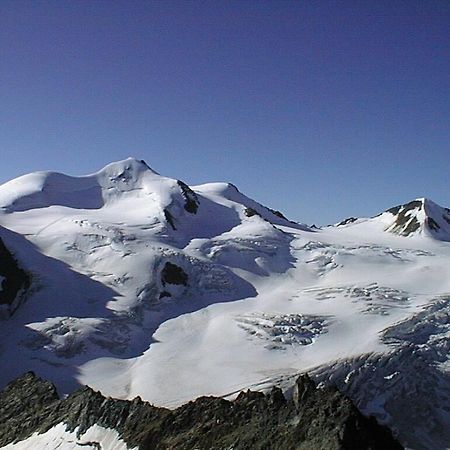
1, 1, 449, 224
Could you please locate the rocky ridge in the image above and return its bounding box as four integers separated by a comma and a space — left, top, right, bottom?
335, 198, 450, 241
0, 372, 403, 450
384, 198, 450, 239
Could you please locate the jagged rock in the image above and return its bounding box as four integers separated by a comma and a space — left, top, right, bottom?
0, 372, 404, 450
385, 198, 450, 239
244, 207, 260, 217
177, 180, 199, 214
389, 200, 422, 235
163, 208, 176, 230
337, 217, 358, 226
293, 373, 316, 410
267, 386, 286, 409
0, 372, 59, 445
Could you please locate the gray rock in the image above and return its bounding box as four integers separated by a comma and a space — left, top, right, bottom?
0, 372, 404, 450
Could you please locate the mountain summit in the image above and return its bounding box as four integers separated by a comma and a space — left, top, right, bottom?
0, 158, 166, 212
0, 158, 305, 233
384, 198, 450, 241
335, 197, 450, 242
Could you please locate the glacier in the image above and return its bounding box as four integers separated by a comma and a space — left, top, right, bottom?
0, 158, 449, 449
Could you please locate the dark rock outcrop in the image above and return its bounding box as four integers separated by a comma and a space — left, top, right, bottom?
161, 262, 188, 286
386, 200, 422, 235
177, 180, 199, 214
244, 207, 260, 218
0, 372, 59, 445
336, 217, 358, 227
0, 237, 30, 315
0, 372, 404, 450
163, 208, 176, 230
385, 198, 450, 239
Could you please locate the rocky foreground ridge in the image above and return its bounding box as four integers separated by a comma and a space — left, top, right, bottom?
0, 372, 403, 450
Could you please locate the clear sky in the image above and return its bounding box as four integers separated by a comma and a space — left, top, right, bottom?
1, 1, 449, 225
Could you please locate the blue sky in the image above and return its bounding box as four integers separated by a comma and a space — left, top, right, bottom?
1, 1, 449, 225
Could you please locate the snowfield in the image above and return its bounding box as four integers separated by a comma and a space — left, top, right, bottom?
2, 423, 134, 450
0, 158, 449, 449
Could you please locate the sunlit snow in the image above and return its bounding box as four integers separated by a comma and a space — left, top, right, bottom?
0, 158, 449, 449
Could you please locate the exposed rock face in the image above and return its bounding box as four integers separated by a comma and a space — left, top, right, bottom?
333, 198, 450, 242
244, 207, 260, 218
0, 372, 59, 445
177, 180, 199, 214
386, 200, 423, 236
161, 262, 188, 286
163, 208, 176, 230
0, 372, 403, 450
385, 198, 450, 240
336, 217, 358, 227
0, 237, 30, 315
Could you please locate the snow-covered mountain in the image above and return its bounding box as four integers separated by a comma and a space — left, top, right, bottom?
336, 197, 450, 241
0, 158, 449, 449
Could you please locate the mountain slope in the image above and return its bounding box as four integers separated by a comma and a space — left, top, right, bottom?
335, 198, 450, 242
0, 159, 449, 449
384, 198, 450, 240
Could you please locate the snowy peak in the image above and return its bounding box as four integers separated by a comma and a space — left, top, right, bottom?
92, 157, 159, 187
193, 182, 309, 231
384, 198, 450, 241
97, 157, 157, 174
0, 158, 177, 213
0, 158, 306, 237
333, 198, 450, 242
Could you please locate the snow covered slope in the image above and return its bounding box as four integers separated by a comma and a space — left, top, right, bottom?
0, 158, 449, 449
336, 198, 450, 241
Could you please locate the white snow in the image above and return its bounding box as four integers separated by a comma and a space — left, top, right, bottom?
0, 158, 449, 449
1, 423, 134, 450
337, 197, 450, 242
